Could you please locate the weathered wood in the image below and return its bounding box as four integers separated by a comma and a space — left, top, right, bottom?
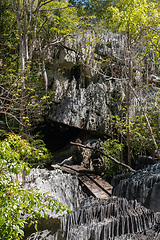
58, 164, 113, 200
70, 141, 135, 172
79, 174, 112, 199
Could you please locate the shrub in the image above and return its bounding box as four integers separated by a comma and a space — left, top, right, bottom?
0, 134, 70, 240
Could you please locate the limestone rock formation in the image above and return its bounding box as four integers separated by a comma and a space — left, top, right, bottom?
24, 169, 160, 240
62, 197, 157, 240
26, 196, 159, 240
45, 31, 159, 136
112, 163, 160, 212
48, 79, 125, 134
23, 168, 87, 212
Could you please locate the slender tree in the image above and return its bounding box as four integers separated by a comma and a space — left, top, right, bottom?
0, 0, 85, 133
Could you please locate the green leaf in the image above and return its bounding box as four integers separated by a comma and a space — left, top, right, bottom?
44, 212, 48, 219
35, 224, 38, 231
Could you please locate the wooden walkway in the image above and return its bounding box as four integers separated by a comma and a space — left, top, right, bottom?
52, 164, 112, 199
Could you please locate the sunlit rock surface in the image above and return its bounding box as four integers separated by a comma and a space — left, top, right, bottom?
23, 168, 87, 212
44, 31, 159, 136
48, 77, 159, 136
48, 79, 126, 134
112, 163, 160, 212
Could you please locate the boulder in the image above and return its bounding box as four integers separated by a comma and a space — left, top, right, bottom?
23, 168, 87, 212
48, 79, 125, 134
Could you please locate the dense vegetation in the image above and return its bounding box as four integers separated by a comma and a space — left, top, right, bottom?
0, 0, 159, 238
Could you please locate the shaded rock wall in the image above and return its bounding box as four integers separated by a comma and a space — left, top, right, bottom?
112, 163, 160, 212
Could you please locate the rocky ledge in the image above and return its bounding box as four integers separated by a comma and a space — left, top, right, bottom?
23, 168, 87, 213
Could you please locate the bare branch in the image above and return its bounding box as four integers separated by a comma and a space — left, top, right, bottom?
38, 5, 77, 12
59, 43, 78, 53
5, 114, 13, 133
126, 80, 160, 158
144, 25, 160, 34
149, 38, 160, 54
39, 0, 56, 8
50, 34, 72, 45
0, 111, 26, 126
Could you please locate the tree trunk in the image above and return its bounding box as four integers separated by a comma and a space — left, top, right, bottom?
0, 0, 5, 69
127, 81, 160, 159
42, 61, 48, 92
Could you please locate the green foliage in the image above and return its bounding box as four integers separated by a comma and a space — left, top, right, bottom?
0, 133, 70, 240
30, 138, 52, 168
0, 0, 95, 134
129, 105, 160, 155
105, 0, 160, 62
0, 133, 52, 168
103, 139, 124, 177
105, 0, 159, 36
109, 103, 160, 157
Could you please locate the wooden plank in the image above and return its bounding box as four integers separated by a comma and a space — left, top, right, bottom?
79, 175, 112, 199
63, 164, 90, 173
87, 174, 113, 195
54, 164, 112, 200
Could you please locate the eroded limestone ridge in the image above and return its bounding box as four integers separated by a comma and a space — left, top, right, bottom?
24, 168, 160, 240
112, 163, 160, 212
26, 197, 160, 240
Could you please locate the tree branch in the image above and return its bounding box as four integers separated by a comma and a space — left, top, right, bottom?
0, 111, 26, 126
38, 5, 77, 12
70, 141, 135, 172
34, 0, 77, 13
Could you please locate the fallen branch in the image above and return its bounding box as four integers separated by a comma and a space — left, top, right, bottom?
70, 142, 135, 172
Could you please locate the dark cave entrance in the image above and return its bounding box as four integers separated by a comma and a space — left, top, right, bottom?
36, 120, 81, 153
34, 119, 105, 164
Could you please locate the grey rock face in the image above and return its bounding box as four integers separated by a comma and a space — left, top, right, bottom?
62, 197, 155, 240
48, 78, 158, 137
114, 228, 160, 240
49, 79, 125, 134
23, 168, 87, 213
95, 32, 126, 62
45, 31, 159, 136
112, 163, 160, 212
